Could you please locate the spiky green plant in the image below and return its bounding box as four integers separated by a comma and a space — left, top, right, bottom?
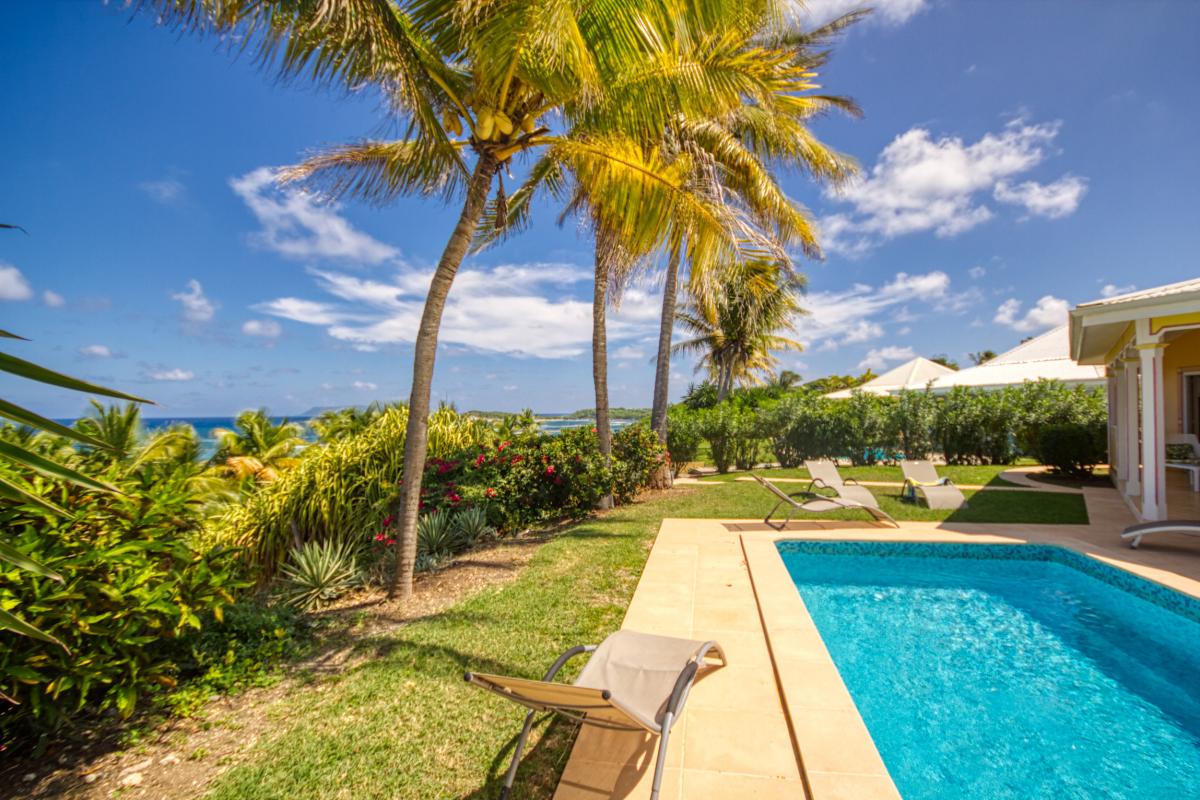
277, 540, 362, 611
453, 506, 495, 548
416, 509, 457, 563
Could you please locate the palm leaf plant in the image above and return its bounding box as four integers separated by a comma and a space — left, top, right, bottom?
451, 505, 494, 547
211, 408, 307, 483
147, 0, 802, 600
417, 508, 458, 562
278, 539, 363, 611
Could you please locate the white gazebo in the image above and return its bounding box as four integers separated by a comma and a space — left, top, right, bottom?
824, 356, 956, 399
929, 325, 1106, 393
1070, 278, 1200, 521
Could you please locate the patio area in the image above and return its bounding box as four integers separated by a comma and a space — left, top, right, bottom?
554, 483, 1200, 800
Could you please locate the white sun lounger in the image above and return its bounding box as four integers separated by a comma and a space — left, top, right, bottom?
803, 459, 881, 508
754, 474, 898, 528
1121, 520, 1200, 549
900, 460, 967, 510
466, 629, 725, 800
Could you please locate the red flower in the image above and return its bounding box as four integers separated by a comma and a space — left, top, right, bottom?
386, 538, 396, 546
485, 487, 497, 497
545, 465, 556, 475
383, 515, 395, 527
475, 453, 486, 467
374, 533, 386, 542
498, 440, 510, 451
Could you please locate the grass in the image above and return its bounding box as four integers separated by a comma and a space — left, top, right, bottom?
697, 463, 1025, 487
199, 480, 1087, 800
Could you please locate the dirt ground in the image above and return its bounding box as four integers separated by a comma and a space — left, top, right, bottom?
2, 532, 553, 800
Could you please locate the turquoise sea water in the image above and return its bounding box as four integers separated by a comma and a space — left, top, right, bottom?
778, 542, 1200, 800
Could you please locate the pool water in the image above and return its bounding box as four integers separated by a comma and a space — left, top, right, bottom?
777, 542, 1200, 800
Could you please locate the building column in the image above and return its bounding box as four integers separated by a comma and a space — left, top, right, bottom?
1111, 364, 1125, 485
1122, 357, 1141, 497
1137, 327, 1167, 521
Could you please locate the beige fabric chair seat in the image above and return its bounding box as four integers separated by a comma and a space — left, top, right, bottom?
901, 460, 967, 510
753, 474, 898, 528
804, 459, 881, 508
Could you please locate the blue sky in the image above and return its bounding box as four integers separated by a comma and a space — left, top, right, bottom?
3, 1, 1198, 418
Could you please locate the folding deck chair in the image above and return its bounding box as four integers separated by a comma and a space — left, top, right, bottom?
900, 460, 967, 510
465, 629, 726, 800
754, 474, 898, 529
803, 459, 882, 509
1121, 520, 1200, 549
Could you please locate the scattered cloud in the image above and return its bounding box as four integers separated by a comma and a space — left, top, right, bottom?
149, 368, 195, 381
242, 319, 282, 338
42, 290, 65, 307
613, 345, 646, 360
139, 177, 186, 205
1100, 283, 1136, 298
352, 380, 377, 391
259, 261, 659, 359
993, 295, 1069, 332
994, 175, 1087, 219
968, 266, 986, 279
841, 320, 884, 345
0, 264, 33, 301
78, 344, 112, 358
171, 279, 216, 323
796, 0, 928, 27
820, 119, 1083, 255
230, 167, 399, 264
859, 345, 916, 371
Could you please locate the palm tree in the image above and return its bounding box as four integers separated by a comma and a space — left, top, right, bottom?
311, 403, 387, 443
211, 409, 306, 483
673, 259, 805, 400
150, 0, 828, 598
648, 10, 867, 452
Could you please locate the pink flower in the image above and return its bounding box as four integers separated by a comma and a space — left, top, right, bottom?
383, 515, 395, 527
485, 487, 497, 498
386, 538, 396, 546
545, 465, 556, 475
375, 533, 386, 542
498, 441, 510, 451
475, 453, 486, 467
447, 492, 462, 503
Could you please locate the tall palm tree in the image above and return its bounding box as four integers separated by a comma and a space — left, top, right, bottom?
673, 259, 804, 400
150, 0, 815, 598
211, 409, 306, 482
311, 402, 387, 443
647, 10, 868, 457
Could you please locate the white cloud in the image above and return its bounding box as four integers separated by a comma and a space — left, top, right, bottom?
994, 175, 1087, 219
1100, 283, 1136, 299
841, 320, 884, 344
968, 266, 986, 279
859, 345, 916, 371
993, 295, 1069, 332
230, 167, 399, 264
149, 368, 195, 381
171, 279, 216, 322
139, 178, 186, 205
78, 344, 112, 358
242, 319, 282, 338
796, 0, 928, 27
821, 119, 1083, 254
0, 264, 33, 301
42, 290, 65, 307
612, 345, 647, 360
352, 380, 377, 391
261, 261, 661, 360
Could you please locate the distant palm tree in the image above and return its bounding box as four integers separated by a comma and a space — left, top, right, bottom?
673, 260, 805, 401
211, 409, 306, 483
311, 403, 386, 443
970, 349, 998, 365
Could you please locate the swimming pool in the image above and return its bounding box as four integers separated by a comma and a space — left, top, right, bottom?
777, 541, 1200, 800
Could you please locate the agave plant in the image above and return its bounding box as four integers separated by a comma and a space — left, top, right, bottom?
416, 509, 458, 563
453, 506, 495, 549
277, 539, 363, 611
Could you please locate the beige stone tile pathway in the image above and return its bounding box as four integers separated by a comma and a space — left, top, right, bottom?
554, 483, 1200, 799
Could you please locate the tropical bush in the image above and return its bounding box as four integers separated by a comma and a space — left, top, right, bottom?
698, 400, 766, 473
840, 391, 893, 466
610, 423, 666, 502
889, 389, 938, 460
1039, 422, 1107, 478
416, 508, 458, 562
761, 392, 840, 467
1012, 380, 1107, 462
277, 539, 363, 611
452, 506, 495, 548
665, 406, 703, 475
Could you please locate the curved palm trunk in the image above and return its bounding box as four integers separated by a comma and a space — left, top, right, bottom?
648, 246, 680, 488
389, 156, 497, 600
593, 244, 614, 510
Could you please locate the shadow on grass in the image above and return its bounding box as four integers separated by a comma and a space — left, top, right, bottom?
460, 714, 583, 800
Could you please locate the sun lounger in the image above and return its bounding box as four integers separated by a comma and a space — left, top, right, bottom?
466, 629, 725, 800
900, 460, 967, 510
804, 459, 881, 508
1121, 520, 1200, 549
754, 474, 898, 528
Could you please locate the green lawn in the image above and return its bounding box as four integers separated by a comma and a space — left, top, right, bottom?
697, 463, 1025, 487
199, 481, 1086, 799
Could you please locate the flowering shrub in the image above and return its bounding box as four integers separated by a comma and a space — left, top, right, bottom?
611, 423, 666, 502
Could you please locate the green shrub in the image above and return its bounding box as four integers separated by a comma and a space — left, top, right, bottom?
0, 473, 245, 741
698, 401, 765, 473
417, 508, 458, 561
452, 506, 495, 548
1012, 380, 1107, 461
610, 423, 666, 503
665, 407, 703, 475
277, 539, 362, 611
935, 387, 1016, 465
838, 391, 895, 466
889, 389, 937, 460
1039, 422, 1107, 478
762, 392, 838, 467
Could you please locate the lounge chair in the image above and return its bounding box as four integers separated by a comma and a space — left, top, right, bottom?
900, 460, 967, 510
804, 459, 881, 508
754, 474, 898, 529
1121, 520, 1200, 549
465, 629, 726, 800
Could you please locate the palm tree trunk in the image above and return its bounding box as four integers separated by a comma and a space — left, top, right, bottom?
648, 246, 680, 488
389, 155, 497, 600
593, 243, 614, 510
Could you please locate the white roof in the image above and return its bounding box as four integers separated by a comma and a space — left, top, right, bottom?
825, 356, 956, 398
1075, 277, 1200, 310
930, 325, 1105, 392
1070, 277, 1200, 364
